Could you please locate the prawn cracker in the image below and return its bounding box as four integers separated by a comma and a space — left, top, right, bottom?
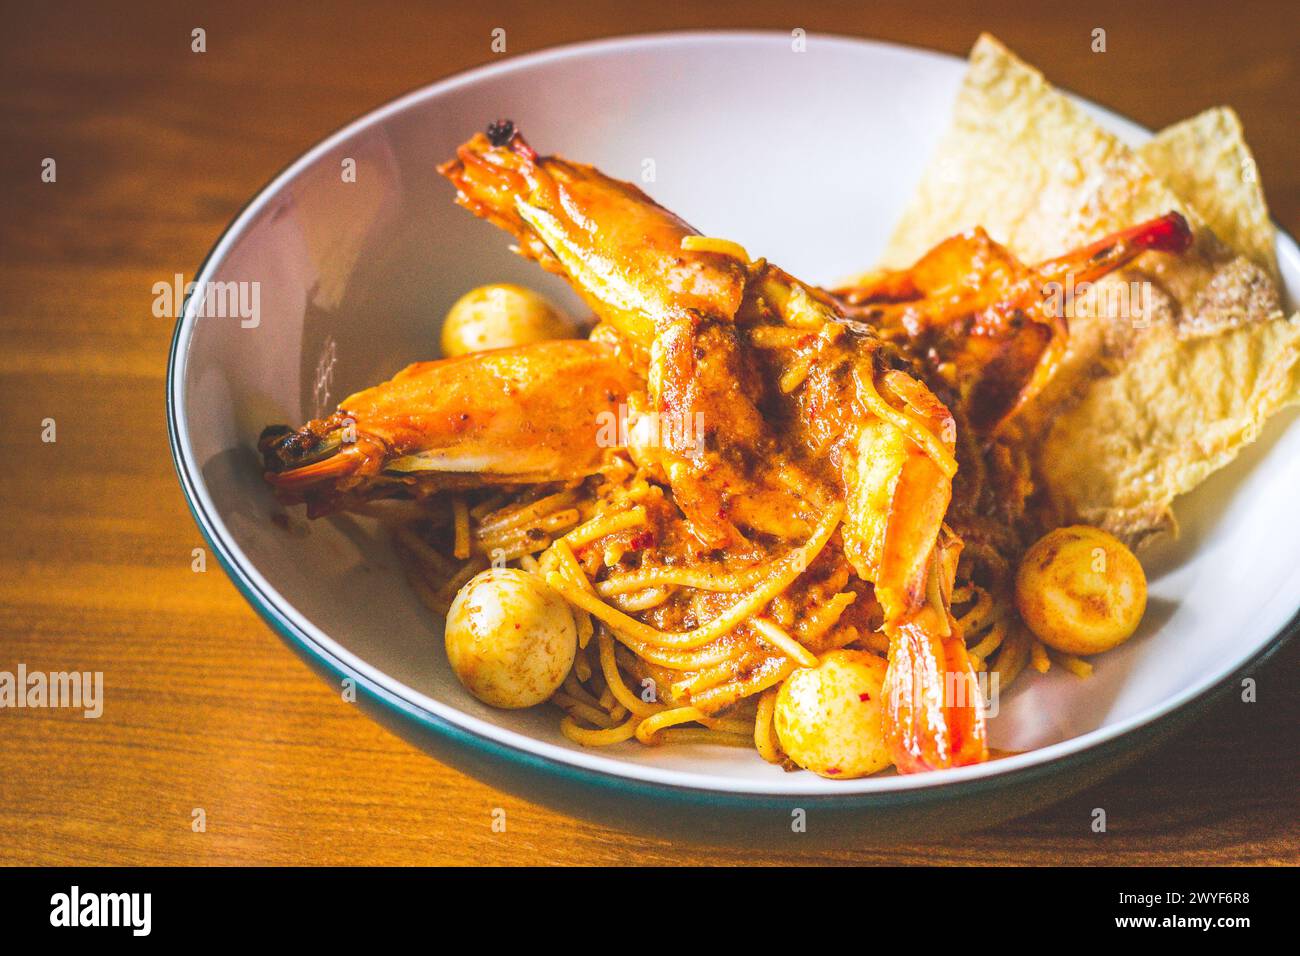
881, 34, 1193, 266
1138, 107, 1279, 282
879, 34, 1300, 545
1036, 310, 1300, 545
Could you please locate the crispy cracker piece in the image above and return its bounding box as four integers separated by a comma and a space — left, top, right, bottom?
882, 34, 1197, 267
1139, 108, 1279, 282
1039, 311, 1300, 545
880, 33, 1299, 546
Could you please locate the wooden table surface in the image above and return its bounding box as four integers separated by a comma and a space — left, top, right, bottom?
2, 0, 1296, 866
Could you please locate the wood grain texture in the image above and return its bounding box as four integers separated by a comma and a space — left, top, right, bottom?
1, 0, 1296, 866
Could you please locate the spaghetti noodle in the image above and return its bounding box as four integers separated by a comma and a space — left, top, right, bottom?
392, 437, 1038, 768
373, 472, 1023, 789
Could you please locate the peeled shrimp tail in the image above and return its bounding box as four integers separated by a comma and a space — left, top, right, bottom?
882, 538, 989, 773
884, 607, 989, 773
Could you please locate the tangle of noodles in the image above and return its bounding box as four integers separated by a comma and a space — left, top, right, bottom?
393, 426, 1036, 766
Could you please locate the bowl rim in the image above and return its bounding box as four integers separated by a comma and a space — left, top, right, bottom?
167, 28, 1300, 801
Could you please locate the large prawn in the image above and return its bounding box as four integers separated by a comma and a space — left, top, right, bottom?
834, 213, 1192, 436
260, 339, 640, 516
441, 121, 988, 772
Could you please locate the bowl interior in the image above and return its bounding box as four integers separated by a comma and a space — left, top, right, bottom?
173, 33, 1300, 795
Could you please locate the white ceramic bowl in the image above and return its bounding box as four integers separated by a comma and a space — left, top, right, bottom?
168, 32, 1300, 841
